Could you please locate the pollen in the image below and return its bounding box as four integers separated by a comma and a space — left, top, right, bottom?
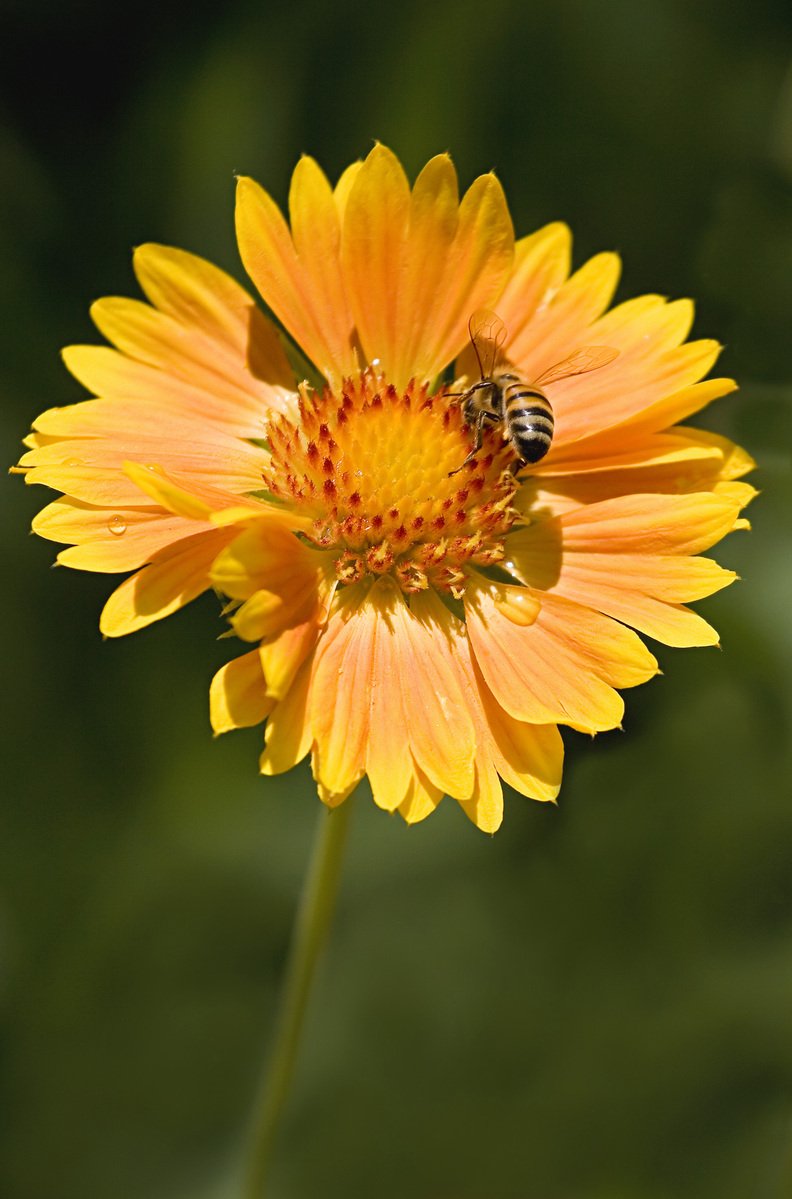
262, 369, 519, 595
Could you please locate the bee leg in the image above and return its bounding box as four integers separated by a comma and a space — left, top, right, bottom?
449, 410, 487, 476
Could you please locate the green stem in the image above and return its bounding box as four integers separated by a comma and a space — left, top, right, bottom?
243, 798, 354, 1198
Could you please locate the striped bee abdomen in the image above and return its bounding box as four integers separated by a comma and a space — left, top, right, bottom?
502, 380, 554, 464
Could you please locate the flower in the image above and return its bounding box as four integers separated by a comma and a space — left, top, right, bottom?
16, 145, 754, 832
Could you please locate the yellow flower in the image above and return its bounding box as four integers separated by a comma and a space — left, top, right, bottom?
17, 145, 755, 832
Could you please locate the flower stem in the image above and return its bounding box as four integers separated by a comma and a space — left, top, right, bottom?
243, 799, 354, 1198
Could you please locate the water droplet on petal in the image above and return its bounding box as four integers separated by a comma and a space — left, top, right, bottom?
494, 586, 540, 627
108, 515, 127, 536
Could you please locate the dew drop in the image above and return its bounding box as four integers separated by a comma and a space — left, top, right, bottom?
494, 587, 540, 627
108, 515, 127, 537
64, 457, 85, 467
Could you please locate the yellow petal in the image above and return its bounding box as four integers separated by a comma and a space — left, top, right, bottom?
457, 758, 504, 834
33, 496, 202, 573
235, 175, 358, 385
62, 341, 294, 436
484, 222, 571, 348
100, 527, 233, 636
479, 679, 563, 804
519, 429, 754, 524
420, 171, 513, 381
132, 243, 290, 375
507, 251, 621, 379
22, 462, 156, 508
398, 767, 444, 825
210, 649, 274, 734
210, 522, 323, 600
260, 657, 314, 776
333, 160, 363, 220
341, 144, 411, 380
260, 616, 325, 701
390, 154, 461, 385
288, 156, 357, 378
90, 294, 261, 405
123, 462, 213, 520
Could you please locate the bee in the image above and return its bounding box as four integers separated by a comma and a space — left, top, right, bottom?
449, 309, 618, 474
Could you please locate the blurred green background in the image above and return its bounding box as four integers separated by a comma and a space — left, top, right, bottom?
2, 1, 792, 1196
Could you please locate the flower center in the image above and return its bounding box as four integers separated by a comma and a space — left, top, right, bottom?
262, 370, 519, 595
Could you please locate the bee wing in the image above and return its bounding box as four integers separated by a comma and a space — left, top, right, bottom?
469, 308, 508, 378
533, 346, 619, 388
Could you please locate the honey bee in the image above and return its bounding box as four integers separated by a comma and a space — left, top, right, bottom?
449, 309, 618, 474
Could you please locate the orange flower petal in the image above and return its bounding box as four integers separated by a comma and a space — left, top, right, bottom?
416, 170, 514, 383
213, 527, 335, 698
410, 591, 505, 830
342, 145, 514, 388
389, 154, 461, 385
364, 585, 415, 813
210, 649, 274, 734
132, 243, 285, 372
310, 580, 477, 805
411, 165, 515, 385
551, 346, 727, 451
465, 576, 657, 732
22, 463, 157, 508
414, 590, 561, 824
531, 426, 724, 481
390, 590, 476, 799
612, 374, 737, 443
309, 585, 375, 799
553, 491, 747, 556
123, 462, 213, 520
70, 244, 296, 436
519, 430, 756, 523
230, 585, 312, 642
507, 491, 747, 647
